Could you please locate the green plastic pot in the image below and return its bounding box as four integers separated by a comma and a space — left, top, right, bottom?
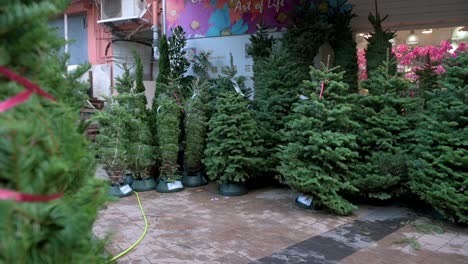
156, 179, 184, 193
182, 171, 207, 187
218, 182, 247, 196
131, 177, 156, 192
109, 184, 134, 198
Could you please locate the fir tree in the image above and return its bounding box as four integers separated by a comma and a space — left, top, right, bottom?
204, 92, 263, 184
115, 62, 134, 94
253, 50, 302, 176
282, 0, 330, 78
277, 65, 359, 216
157, 93, 182, 182
0, 1, 108, 262
408, 51, 468, 224
351, 58, 415, 200
364, 0, 396, 78
329, 2, 359, 92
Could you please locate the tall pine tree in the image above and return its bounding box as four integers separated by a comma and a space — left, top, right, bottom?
350, 58, 415, 200
0, 1, 108, 262
329, 1, 359, 92
282, 0, 330, 79
277, 65, 359, 216
408, 51, 468, 224
364, 0, 396, 78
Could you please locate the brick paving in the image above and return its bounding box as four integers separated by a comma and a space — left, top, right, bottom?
93, 183, 468, 264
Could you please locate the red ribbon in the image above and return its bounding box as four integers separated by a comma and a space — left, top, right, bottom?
0, 66, 62, 202
0, 66, 56, 112
319, 81, 325, 99
0, 189, 63, 202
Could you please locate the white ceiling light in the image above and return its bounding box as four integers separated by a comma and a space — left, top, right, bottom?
406, 30, 419, 45
452, 26, 468, 41
422, 29, 432, 34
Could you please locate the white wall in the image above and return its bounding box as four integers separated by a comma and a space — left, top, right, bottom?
349, 0, 468, 32
112, 41, 156, 84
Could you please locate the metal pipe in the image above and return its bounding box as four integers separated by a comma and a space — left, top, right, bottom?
162, 0, 166, 36
64, 13, 69, 55
152, 0, 160, 60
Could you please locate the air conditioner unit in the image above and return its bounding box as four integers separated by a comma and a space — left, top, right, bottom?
98, 0, 145, 23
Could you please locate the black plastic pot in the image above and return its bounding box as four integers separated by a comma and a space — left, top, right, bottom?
131, 177, 156, 192
295, 194, 315, 210
123, 174, 134, 186
156, 179, 184, 193
109, 184, 134, 198
182, 171, 207, 187
218, 182, 247, 196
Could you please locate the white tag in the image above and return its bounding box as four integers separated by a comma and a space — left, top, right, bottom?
167, 181, 183, 190
297, 194, 313, 206
120, 184, 132, 194
299, 95, 309, 100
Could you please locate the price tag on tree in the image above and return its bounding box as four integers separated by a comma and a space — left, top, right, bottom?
167, 181, 183, 190
120, 184, 133, 195
297, 194, 313, 206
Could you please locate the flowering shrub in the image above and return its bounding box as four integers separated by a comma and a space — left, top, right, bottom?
357, 48, 367, 80
358, 41, 467, 81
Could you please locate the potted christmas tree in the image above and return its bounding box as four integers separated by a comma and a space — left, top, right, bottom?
204, 91, 264, 196
94, 101, 133, 197
182, 80, 209, 187
156, 92, 184, 192
277, 65, 359, 215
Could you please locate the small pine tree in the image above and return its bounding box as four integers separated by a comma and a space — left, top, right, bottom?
282, 0, 331, 78
115, 62, 134, 94
408, 51, 468, 224
364, 0, 396, 78
329, 3, 359, 92
154, 34, 170, 104
157, 93, 182, 182
192, 51, 212, 82
184, 81, 209, 174
277, 65, 359, 216
204, 92, 263, 184
211, 53, 251, 99
247, 23, 276, 60
0, 1, 108, 262
94, 101, 130, 183
168, 25, 190, 79
133, 50, 147, 104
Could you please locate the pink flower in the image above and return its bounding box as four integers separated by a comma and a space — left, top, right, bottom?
397, 44, 409, 54
456, 42, 467, 52
405, 72, 418, 81
434, 65, 446, 75
440, 41, 453, 52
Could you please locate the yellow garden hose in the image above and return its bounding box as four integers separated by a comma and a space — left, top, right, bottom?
108, 192, 148, 263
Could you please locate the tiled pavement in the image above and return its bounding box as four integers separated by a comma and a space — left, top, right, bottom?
93, 183, 468, 264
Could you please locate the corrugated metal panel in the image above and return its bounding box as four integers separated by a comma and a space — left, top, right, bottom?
349, 0, 468, 32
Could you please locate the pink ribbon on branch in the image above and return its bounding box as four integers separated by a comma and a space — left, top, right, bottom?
0, 66, 56, 112
0, 189, 63, 202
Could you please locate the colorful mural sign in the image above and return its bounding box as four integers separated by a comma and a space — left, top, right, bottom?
166, 0, 302, 38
